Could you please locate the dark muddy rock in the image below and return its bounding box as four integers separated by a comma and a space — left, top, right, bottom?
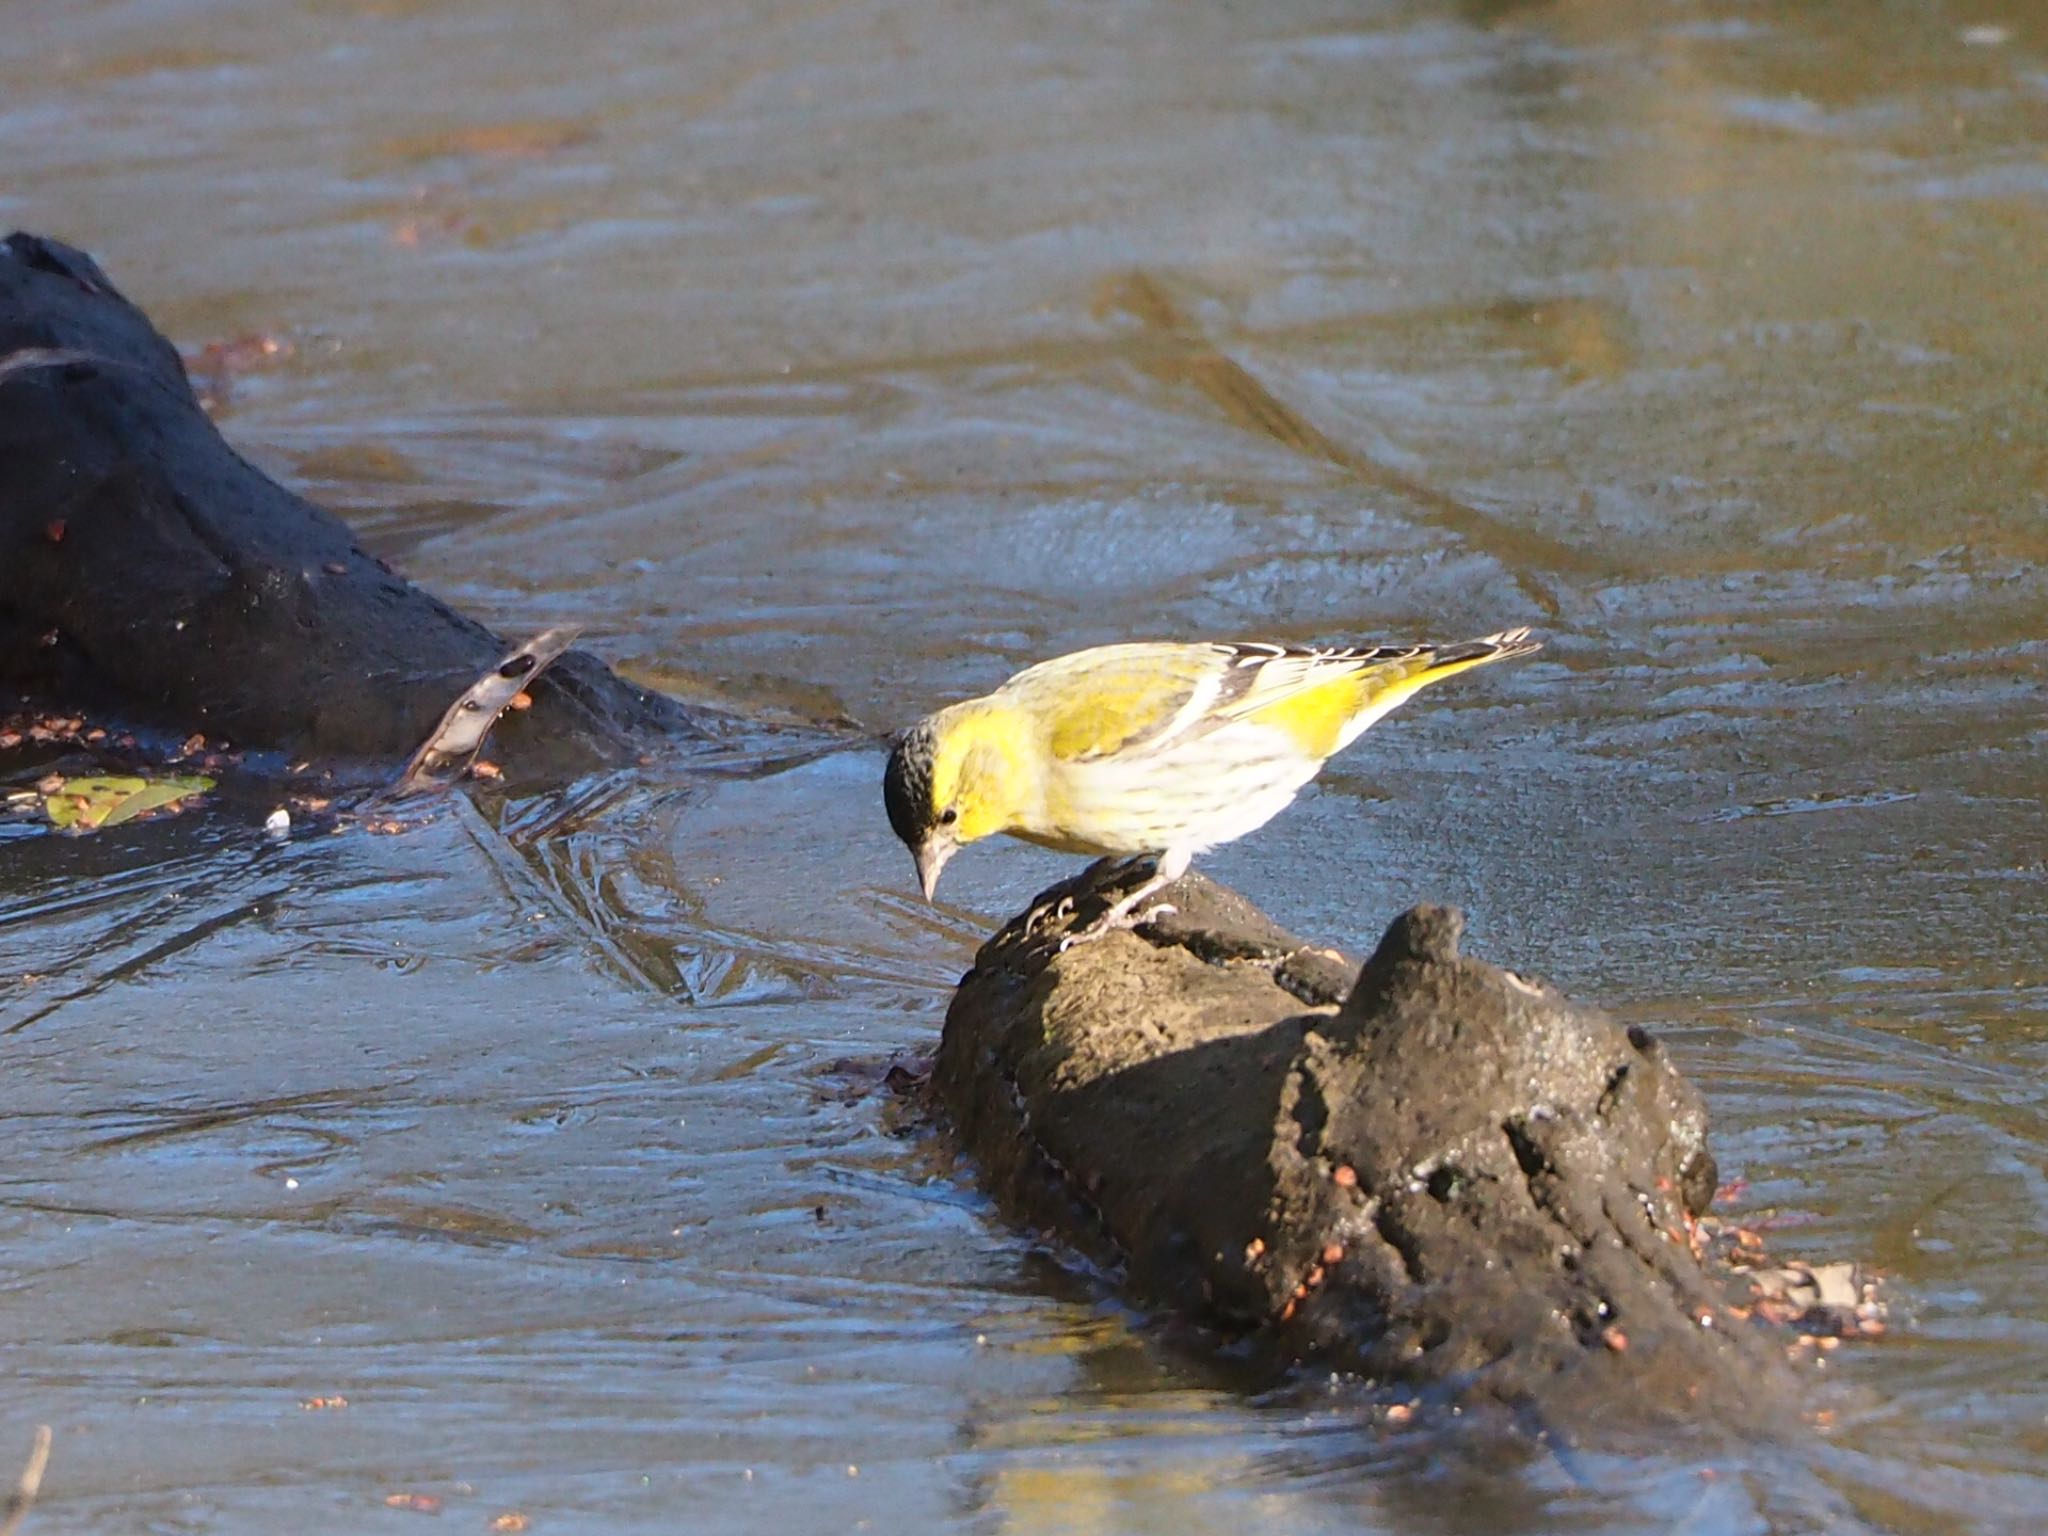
936, 860, 1804, 1433
0, 232, 701, 778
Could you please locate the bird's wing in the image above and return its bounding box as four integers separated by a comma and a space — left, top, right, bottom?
1005, 644, 1238, 763
1013, 641, 1428, 764
1215, 632, 1540, 758
1203, 642, 1435, 722
1013, 632, 1539, 765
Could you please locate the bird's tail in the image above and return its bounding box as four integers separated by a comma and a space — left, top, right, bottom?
1334, 627, 1542, 750
1420, 626, 1544, 676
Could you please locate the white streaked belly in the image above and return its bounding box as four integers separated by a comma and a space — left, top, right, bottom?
1029, 724, 1319, 856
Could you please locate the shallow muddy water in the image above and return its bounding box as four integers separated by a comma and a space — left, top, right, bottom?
3, 0, 2047, 1529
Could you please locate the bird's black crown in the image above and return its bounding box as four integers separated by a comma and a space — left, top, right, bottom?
882, 723, 939, 850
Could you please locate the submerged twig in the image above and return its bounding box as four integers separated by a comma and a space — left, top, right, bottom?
386, 627, 580, 797
0, 1426, 51, 1536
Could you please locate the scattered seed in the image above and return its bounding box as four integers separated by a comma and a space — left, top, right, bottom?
1332, 1165, 1357, 1189
384, 1493, 442, 1514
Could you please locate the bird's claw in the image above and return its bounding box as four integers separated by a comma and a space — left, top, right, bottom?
1025, 893, 1077, 935
1053, 899, 1177, 953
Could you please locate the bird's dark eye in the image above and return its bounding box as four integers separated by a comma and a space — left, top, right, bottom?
938, 806, 959, 827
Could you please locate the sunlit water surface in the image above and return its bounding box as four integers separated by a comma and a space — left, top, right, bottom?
3, 0, 2046, 1530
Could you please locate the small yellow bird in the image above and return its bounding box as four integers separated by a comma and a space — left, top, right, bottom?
882, 628, 1541, 935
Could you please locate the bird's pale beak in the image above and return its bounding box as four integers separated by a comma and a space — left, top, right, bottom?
913, 837, 957, 903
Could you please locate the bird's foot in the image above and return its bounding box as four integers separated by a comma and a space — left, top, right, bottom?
1054, 921, 1107, 953
1055, 899, 1177, 953
1128, 900, 1178, 929
1024, 893, 1077, 935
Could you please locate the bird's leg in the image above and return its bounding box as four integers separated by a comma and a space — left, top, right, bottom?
1057, 850, 1189, 950
1096, 873, 1178, 931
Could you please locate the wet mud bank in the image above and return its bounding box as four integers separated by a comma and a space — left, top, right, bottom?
936, 863, 1808, 1433
0, 233, 697, 779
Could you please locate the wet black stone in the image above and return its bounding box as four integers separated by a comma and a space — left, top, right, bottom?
0, 231, 699, 778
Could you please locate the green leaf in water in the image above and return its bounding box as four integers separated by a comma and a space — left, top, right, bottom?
43, 774, 215, 831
